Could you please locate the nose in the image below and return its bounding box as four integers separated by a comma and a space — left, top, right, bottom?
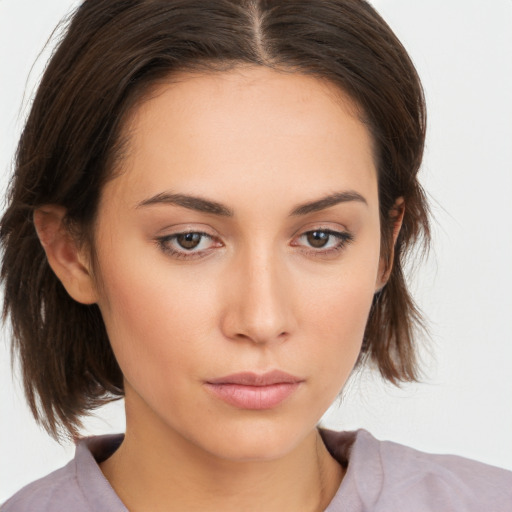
220, 246, 296, 345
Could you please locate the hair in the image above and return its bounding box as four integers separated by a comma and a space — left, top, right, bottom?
1, 0, 429, 440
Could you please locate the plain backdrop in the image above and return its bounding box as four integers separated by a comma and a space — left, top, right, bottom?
1, 0, 511, 502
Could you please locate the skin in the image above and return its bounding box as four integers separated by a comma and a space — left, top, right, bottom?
35, 66, 401, 512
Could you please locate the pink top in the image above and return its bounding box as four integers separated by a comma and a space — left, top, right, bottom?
3, 429, 512, 511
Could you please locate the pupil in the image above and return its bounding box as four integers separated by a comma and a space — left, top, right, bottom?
177, 233, 201, 250
307, 231, 329, 248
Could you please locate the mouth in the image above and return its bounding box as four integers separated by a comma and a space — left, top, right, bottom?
204, 370, 304, 410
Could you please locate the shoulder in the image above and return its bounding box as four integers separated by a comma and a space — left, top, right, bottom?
372, 432, 512, 510
322, 428, 512, 512
1, 459, 86, 512
1, 434, 126, 512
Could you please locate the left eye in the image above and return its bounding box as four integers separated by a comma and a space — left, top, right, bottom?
295, 229, 353, 251
174, 232, 206, 250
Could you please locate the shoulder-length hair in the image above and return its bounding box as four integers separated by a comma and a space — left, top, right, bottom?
1, 0, 429, 439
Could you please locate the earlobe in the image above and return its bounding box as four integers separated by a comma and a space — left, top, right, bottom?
375, 197, 405, 292
33, 206, 98, 305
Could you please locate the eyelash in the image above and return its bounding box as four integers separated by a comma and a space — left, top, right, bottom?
155, 228, 354, 260
156, 231, 219, 260
292, 229, 354, 257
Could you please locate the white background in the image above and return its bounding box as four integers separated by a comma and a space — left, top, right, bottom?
1, 0, 511, 502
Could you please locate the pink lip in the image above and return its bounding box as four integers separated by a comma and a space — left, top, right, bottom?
205, 371, 303, 410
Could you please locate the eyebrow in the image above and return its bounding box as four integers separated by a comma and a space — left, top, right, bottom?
137, 192, 234, 216
136, 190, 367, 216
290, 191, 367, 216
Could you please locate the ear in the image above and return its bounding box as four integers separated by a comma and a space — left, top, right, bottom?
375, 197, 405, 292
33, 206, 98, 305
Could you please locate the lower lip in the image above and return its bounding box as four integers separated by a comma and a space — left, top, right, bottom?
204, 382, 301, 410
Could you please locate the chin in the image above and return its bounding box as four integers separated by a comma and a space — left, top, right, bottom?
192, 415, 314, 462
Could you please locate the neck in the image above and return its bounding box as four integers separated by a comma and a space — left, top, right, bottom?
100, 406, 344, 512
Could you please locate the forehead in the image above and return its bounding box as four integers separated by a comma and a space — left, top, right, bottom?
106, 66, 377, 211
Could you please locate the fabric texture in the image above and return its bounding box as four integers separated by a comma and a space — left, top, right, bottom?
3, 429, 512, 511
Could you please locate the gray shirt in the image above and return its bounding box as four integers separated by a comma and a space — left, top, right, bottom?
3, 429, 512, 511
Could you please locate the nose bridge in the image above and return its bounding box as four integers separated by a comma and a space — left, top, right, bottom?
221, 240, 295, 344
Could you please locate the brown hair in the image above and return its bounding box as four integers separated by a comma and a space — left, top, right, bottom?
0, 0, 429, 439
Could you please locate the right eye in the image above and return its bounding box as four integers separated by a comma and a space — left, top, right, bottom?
156, 231, 221, 259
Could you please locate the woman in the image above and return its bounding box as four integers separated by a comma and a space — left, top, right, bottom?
1, 0, 511, 510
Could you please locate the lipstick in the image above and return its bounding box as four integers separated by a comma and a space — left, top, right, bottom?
204, 370, 303, 410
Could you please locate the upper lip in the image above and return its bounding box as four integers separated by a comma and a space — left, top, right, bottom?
207, 370, 303, 386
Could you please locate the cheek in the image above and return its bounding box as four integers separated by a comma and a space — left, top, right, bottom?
94, 242, 219, 389
297, 248, 380, 379
304, 278, 374, 365
302, 239, 379, 334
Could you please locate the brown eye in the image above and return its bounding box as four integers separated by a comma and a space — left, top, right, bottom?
156, 231, 221, 259
306, 231, 330, 248
176, 232, 203, 250
292, 228, 354, 256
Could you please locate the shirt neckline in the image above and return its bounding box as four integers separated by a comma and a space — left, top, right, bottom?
75, 429, 380, 512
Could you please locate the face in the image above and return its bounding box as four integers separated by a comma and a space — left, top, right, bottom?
92, 66, 383, 461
